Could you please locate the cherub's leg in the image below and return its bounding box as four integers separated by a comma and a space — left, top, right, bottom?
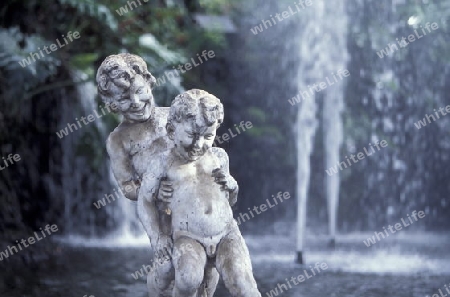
137, 197, 155, 242
172, 236, 207, 297
197, 263, 219, 297
215, 226, 261, 297
147, 251, 175, 297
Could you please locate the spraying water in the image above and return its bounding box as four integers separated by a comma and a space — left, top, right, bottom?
296, 0, 348, 262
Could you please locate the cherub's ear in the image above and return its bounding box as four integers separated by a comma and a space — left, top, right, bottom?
166, 122, 175, 140
106, 101, 119, 112
147, 73, 156, 88
98, 74, 109, 92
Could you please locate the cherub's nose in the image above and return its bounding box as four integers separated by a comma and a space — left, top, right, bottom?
130, 92, 140, 105
193, 137, 204, 149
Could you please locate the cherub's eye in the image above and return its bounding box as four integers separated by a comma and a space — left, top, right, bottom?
205, 134, 214, 140
186, 132, 194, 138
119, 72, 129, 80
133, 65, 141, 74
118, 96, 129, 104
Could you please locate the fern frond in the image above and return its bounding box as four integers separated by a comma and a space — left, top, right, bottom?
59, 0, 118, 31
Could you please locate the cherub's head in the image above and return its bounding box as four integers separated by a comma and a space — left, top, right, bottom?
96, 53, 156, 123
166, 89, 224, 162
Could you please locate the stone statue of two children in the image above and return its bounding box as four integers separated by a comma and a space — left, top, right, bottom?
96, 53, 261, 297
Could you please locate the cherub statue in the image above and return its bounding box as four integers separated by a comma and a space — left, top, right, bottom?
96, 54, 218, 297
139, 89, 262, 297
97, 53, 170, 200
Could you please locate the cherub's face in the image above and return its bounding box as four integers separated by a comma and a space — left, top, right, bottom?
109, 74, 154, 122
171, 117, 218, 162
106, 59, 154, 122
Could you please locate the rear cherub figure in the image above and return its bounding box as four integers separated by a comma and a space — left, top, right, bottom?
140, 89, 261, 297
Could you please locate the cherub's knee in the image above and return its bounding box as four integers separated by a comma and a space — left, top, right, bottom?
222, 269, 261, 297
174, 256, 204, 293
175, 267, 203, 294
145, 254, 174, 296
216, 235, 261, 297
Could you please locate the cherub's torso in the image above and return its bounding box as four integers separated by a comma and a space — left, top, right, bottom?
167, 149, 233, 238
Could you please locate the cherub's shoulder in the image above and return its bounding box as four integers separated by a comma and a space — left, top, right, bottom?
106, 120, 149, 146
155, 106, 170, 117
106, 125, 126, 152
154, 107, 169, 126
108, 121, 133, 139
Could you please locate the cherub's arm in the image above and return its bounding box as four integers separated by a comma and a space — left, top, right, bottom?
211, 147, 239, 206
138, 153, 173, 250
106, 132, 140, 201
138, 172, 164, 249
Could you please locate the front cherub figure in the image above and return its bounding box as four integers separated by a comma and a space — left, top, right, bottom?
141, 89, 261, 297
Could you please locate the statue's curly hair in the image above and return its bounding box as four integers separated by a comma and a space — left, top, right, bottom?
167, 89, 224, 136
96, 53, 156, 106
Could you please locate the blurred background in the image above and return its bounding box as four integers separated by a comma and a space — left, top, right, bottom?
0, 0, 449, 296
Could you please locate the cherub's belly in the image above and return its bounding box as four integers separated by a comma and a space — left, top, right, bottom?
170, 178, 233, 237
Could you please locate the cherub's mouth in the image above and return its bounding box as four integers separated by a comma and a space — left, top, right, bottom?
188, 149, 203, 158
131, 103, 147, 116
188, 151, 200, 157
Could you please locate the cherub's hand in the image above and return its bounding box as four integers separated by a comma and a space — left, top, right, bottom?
212, 168, 238, 192
228, 192, 238, 207
122, 179, 141, 201
157, 179, 173, 203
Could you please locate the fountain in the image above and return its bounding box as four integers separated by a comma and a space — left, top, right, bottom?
295, 0, 348, 263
